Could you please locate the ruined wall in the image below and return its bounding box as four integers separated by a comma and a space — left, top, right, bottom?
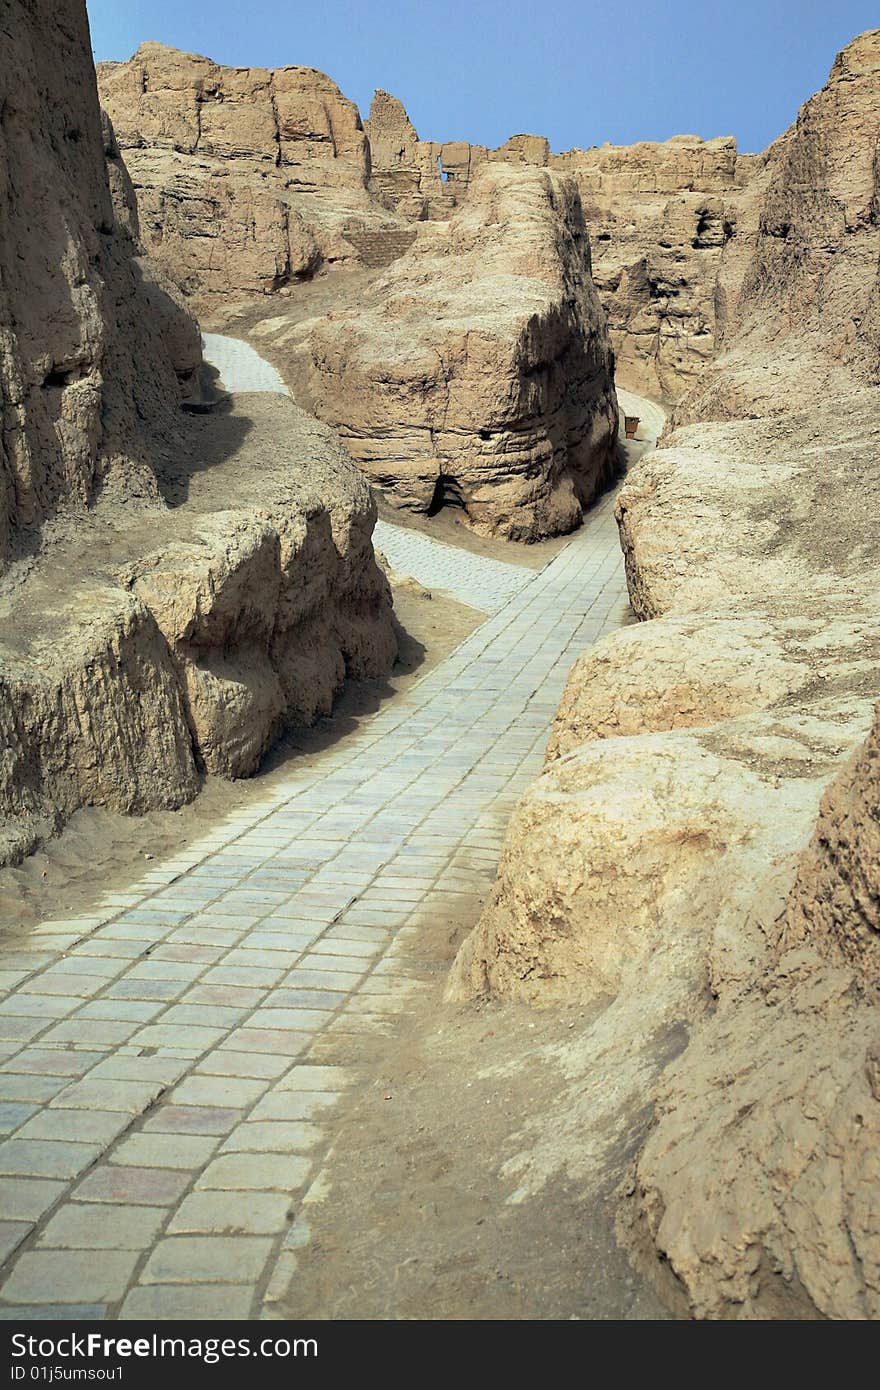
0, 7, 200, 572
450, 29, 880, 1319
298, 164, 618, 541
97, 46, 417, 314
364, 90, 751, 401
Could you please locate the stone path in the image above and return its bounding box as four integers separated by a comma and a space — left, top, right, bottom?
202, 333, 291, 396
374, 521, 533, 613
0, 337, 661, 1319
203, 332, 535, 614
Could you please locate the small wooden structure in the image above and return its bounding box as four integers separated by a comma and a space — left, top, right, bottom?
624, 415, 640, 439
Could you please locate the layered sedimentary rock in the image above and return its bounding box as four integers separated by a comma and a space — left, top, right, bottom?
450, 30, 880, 1318
365, 89, 749, 401
295, 164, 618, 540
553, 138, 746, 401
783, 708, 880, 989
365, 89, 549, 220
0, 5, 396, 865
0, 11, 200, 572
96, 45, 417, 314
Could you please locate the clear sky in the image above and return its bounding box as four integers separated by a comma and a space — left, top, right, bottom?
85, 0, 877, 155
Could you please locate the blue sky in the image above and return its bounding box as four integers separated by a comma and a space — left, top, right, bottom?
86, 1, 877, 154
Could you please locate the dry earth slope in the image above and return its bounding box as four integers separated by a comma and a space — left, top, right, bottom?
450, 29, 880, 1320
0, 2, 396, 868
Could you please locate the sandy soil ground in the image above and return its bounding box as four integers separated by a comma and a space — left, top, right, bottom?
276, 896, 672, 1321
0, 583, 482, 935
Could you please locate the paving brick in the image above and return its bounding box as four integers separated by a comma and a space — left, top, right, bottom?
143, 1105, 241, 1136
0, 1138, 101, 1180
270, 988, 348, 1010
222, 1121, 323, 1153
37, 1203, 166, 1249
74, 1165, 191, 1206
0, 1250, 139, 1304
170, 1075, 267, 1109
0, 1102, 37, 1133
140, 1234, 273, 1284
196, 1152, 312, 1192
0, 1017, 44, 1044
283, 967, 363, 991
16, 1109, 130, 1146
5, 1050, 103, 1077
183, 983, 266, 1009
167, 1190, 293, 1235
247, 1007, 332, 1031
251, 1090, 340, 1122
0, 1221, 31, 1264
50, 1077, 164, 1114
119, 1283, 253, 1320
197, 1051, 291, 1080
0, 1177, 65, 1221
219, 1028, 311, 1058
129, 1024, 225, 1052
110, 1133, 218, 1170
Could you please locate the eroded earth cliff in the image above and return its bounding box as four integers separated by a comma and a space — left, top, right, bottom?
97, 44, 418, 314
451, 29, 880, 1319
0, 3, 396, 867
292, 164, 619, 540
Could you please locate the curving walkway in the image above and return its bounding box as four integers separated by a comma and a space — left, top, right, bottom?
0, 337, 662, 1319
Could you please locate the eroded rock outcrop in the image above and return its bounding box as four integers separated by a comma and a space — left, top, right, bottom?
0, 12, 199, 571
0, 5, 396, 866
553, 137, 746, 402
295, 164, 618, 540
365, 89, 750, 401
96, 45, 418, 314
450, 29, 880, 1318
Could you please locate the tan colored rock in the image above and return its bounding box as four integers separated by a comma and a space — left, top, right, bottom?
0, 6, 199, 571
782, 702, 880, 991
0, 580, 198, 866
449, 700, 871, 1004
298, 163, 618, 540
450, 29, 880, 1320
545, 602, 880, 762
673, 28, 880, 423
0, 7, 396, 865
551, 137, 743, 402
622, 947, 880, 1319
96, 46, 416, 314
365, 84, 749, 403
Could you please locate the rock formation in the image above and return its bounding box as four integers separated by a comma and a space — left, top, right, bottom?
96, 45, 418, 316
292, 164, 618, 540
98, 53, 753, 400
0, 4, 396, 866
365, 91, 751, 402
553, 137, 749, 402
0, 14, 200, 572
450, 29, 880, 1318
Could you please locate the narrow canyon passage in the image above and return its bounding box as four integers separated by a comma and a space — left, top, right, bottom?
0, 341, 662, 1318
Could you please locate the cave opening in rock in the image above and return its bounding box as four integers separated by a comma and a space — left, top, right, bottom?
427, 471, 466, 515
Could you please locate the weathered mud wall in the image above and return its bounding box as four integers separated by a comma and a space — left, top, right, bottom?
0, 6, 397, 866
297, 164, 618, 541
450, 29, 880, 1319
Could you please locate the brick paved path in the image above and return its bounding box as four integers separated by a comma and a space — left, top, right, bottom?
0, 337, 661, 1319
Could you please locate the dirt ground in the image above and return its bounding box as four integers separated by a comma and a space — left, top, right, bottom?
275, 895, 672, 1321
0, 582, 482, 935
